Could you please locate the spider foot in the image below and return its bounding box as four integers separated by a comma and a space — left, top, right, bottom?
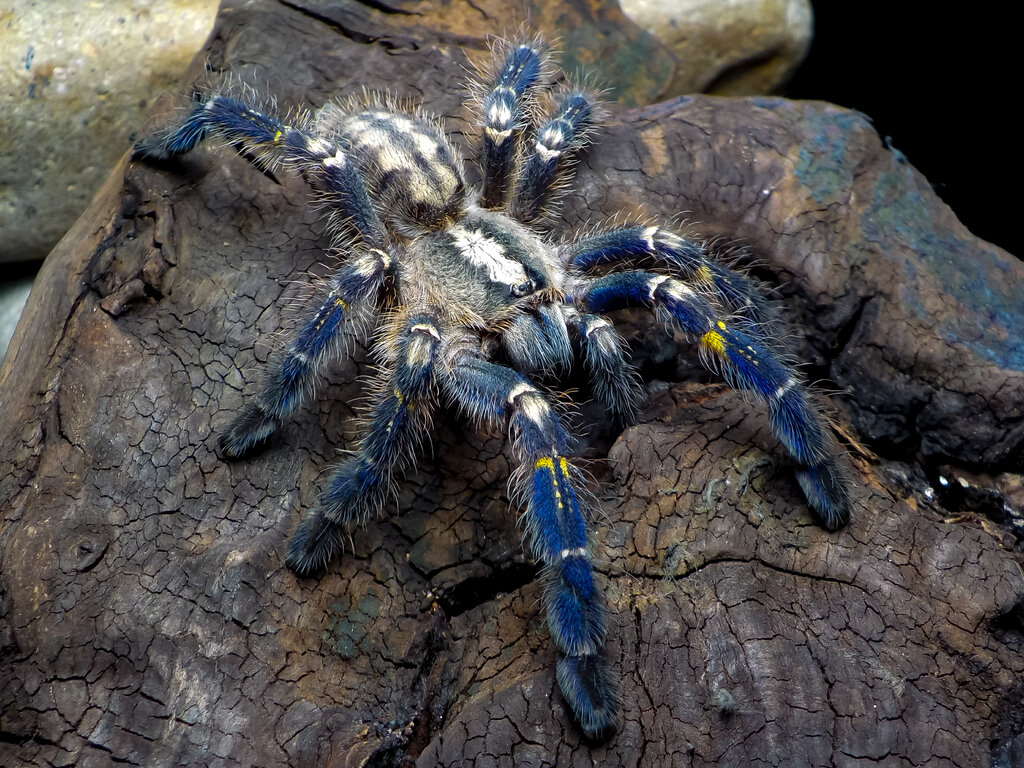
218, 403, 278, 458
797, 460, 851, 530
285, 511, 345, 577
556, 653, 617, 739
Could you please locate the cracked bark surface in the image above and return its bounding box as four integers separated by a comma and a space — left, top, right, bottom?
2, 1, 1023, 766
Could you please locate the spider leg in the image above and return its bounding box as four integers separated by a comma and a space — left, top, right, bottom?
219, 249, 391, 458
502, 304, 574, 375
565, 225, 770, 324
442, 342, 616, 738
579, 271, 851, 530
478, 43, 543, 210
135, 94, 387, 249
285, 313, 442, 576
510, 89, 595, 223
564, 309, 644, 421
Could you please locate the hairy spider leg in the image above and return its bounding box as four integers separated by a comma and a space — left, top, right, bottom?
219, 250, 392, 458
566, 225, 770, 324
580, 271, 851, 530
443, 347, 616, 737
286, 314, 443, 576
478, 44, 543, 209
566, 311, 644, 421
502, 304, 574, 374
135, 94, 388, 249
510, 89, 594, 223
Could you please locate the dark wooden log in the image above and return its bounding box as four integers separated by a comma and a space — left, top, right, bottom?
2, 2, 1022, 766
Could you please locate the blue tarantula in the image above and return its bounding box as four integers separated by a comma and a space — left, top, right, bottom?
136, 41, 850, 738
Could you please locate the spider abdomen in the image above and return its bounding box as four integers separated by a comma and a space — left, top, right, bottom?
320, 108, 467, 232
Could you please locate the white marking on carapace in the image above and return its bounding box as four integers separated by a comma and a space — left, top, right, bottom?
450, 226, 529, 287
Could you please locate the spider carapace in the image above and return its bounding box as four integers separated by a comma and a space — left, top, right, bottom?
136, 39, 851, 738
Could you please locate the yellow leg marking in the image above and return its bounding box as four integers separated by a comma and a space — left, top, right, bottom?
273, 129, 283, 143
385, 389, 407, 434
313, 295, 348, 331
694, 264, 713, 283
534, 456, 572, 474
700, 330, 726, 356
534, 456, 571, 512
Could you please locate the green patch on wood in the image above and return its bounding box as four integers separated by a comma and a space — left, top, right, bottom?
327, 592, 383, 659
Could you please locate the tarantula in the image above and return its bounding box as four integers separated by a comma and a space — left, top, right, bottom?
136, 40, 850, 738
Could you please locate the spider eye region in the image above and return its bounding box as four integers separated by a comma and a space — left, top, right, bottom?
510, 278, 537, 298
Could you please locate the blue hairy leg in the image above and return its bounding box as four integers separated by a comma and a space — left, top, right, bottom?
219, 250, 391, 458
443, 348, 616, 737
566, 225, 770, 324
568, 311, 643, 421
502, 305, 574, 374
285, 315, 442, 576
580, 271, 850, 529
134, 94, 387, 249
511, 89, 594, 222
479, 43, 543, 209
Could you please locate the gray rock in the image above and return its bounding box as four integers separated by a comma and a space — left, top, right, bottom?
0, 278, 32, 364
0, 0, 217, 263
621, 0, 813, 96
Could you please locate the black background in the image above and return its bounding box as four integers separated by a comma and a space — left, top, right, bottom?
787, 4, 1016, 258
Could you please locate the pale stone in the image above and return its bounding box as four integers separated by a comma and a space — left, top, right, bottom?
621, 0, 813, 96
0, 278, 32, 364
0, 0, 218, 262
